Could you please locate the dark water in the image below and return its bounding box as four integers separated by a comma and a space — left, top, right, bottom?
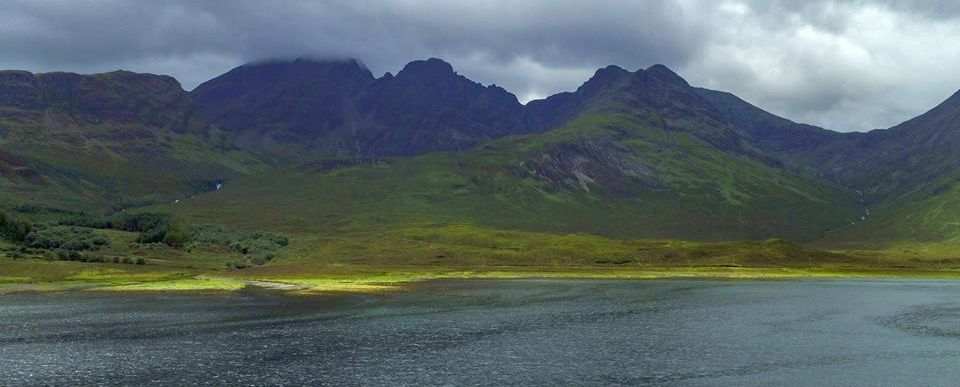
1, 280, 960, 386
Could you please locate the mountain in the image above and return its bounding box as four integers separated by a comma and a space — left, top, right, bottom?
192, 57, 527, 160
5, 56, 960, 252
174, 62, 861, 242
0, 69, 265, 211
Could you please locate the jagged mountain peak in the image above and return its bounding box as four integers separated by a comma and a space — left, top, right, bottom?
592, 64, 631, 79
191, 56, 526, 158
576, 65, 632, 93
571, 63, 697, 103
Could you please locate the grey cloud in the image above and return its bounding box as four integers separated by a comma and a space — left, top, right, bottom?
1, 0, 959, 131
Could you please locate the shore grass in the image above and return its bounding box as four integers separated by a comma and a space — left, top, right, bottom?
4, 265, 955, 295
5, 224, 960, 294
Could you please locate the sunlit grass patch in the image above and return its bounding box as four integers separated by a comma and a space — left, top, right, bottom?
0, 276, 32, 283
99, 278, 246, 292
68, 268, 189, 282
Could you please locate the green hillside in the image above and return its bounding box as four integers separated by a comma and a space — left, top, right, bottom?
164, 113, 859, 262
821, 174, 960, 248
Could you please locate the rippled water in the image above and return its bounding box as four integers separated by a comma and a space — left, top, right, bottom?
1, 279, 960, 386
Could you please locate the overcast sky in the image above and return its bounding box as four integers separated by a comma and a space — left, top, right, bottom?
2, 0, 959, 132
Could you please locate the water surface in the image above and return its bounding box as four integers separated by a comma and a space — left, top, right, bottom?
1, 279, 959, 386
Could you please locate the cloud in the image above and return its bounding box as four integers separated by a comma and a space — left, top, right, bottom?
1, 0, 960, 131
683, 0, 960, 130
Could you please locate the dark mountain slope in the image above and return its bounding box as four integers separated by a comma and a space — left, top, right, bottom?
697, 86, 960, 204
694, 88, 862, 171
191, 58, 375, 161
831, 91, 960, 201
192, 58, 527, 160
193, 57, 812, 169
354, 58, 526, 156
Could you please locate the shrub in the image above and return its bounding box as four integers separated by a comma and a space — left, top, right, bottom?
24, 226, 109, 251
57, 213, 115, 229
54, 249, 83, 261
192, 225, 289, 269
136, 227, 168, 244
58, 212, 175, 245
117, 213, 170, 233
120, 213, 173, 244
226, 260, 252, 270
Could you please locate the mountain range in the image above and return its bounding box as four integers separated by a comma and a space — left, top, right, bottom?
2, 57, 959, 250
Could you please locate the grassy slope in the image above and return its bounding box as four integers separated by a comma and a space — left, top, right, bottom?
130, 113, 869, 278
173, 114, 859, 239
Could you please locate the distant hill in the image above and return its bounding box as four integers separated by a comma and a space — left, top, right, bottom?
0, 69, 265, 211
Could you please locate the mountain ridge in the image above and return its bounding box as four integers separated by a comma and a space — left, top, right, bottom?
177, 58, 865, 242
2, 57, 960, 249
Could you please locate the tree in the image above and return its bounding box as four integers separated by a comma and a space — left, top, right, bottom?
0, 209, 32, 242
162, 222, 192, 248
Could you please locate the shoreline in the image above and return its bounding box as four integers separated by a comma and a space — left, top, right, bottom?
3, 266, 960, 295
